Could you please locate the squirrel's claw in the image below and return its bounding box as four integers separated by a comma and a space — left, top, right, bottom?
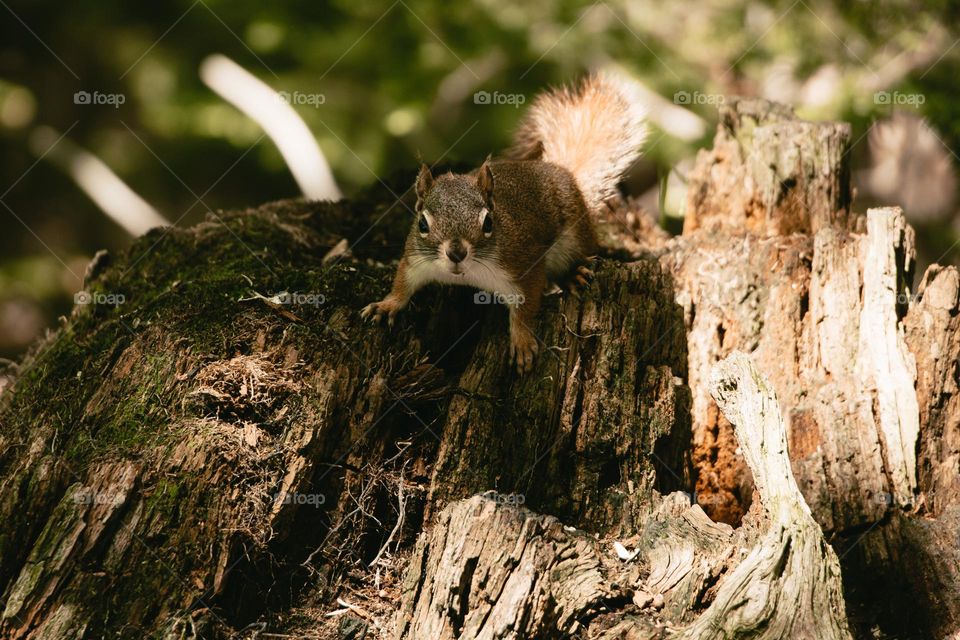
360, 302, 379, 322
564, 265, 595, 297
510, 329, 539, 374
361, 298, 402, 326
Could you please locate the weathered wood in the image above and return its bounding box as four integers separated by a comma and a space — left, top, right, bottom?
393, 493, 612, 639
424, 257, 692, 536
2, 96, 960, 639
660, 96, 960, 638
839, 506, 960, 639
683, 97, 852, 236
663, 97, 925, 535
905, 264, 960, 515
660, 230, 812, 525
0, 186, 690, 637
856, 209, 921, 508
395, 353, 851, 640
630, 491, 735, 625
394, 489, 740, 640
680, 352, 851, 640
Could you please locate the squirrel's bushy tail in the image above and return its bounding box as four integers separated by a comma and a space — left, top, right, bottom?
508, 73, 647, 211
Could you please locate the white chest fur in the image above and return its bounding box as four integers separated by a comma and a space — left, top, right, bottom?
406, 256, 520, 303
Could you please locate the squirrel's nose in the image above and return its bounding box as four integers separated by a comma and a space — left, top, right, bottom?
445, 242, 468, 264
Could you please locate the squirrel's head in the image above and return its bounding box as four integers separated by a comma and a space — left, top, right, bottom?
411, 160, 498, 276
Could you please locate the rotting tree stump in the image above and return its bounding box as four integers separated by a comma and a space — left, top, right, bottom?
659, 98, 960, 639
0, 177, 691, 638
0, 97, 958, 640
396, 352, 852, 640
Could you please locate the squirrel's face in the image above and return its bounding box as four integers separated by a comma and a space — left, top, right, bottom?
411, 163, 497, 276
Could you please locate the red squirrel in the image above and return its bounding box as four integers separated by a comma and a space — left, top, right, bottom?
362, 74, 647, 373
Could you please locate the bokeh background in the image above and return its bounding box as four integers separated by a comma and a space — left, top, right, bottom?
1, 0, 958, 359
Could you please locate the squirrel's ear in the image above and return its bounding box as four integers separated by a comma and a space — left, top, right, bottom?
415, 164, 433, 210
476, 158, 495, 208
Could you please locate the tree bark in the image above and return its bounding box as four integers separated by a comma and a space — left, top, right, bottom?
0, 189, 691, 638
0, 97, 958, 639
658, 98, 960, 639
395, 353, 852, 640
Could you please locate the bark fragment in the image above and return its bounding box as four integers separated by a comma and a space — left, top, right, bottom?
393, 493, 612, 640
679, 352, 852, 640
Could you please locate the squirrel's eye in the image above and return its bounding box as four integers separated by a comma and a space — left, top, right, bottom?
418, 215, 429, 235
481, 209, 493, 237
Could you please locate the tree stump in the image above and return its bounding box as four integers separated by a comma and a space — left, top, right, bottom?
395, 353, 852, 640
659, 98, 960, 639
0, 98, 958, 639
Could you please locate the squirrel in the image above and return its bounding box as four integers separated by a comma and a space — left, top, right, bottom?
362, 73, 647, 373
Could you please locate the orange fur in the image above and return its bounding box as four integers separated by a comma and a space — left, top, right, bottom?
508, 73, 647, 212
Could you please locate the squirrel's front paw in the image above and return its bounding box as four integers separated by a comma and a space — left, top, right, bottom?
509, 327, 539, 374
564, 264, 595, 296
361, 296, 404, 327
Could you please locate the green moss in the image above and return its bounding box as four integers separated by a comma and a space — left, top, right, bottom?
143, 476, 187, 516
2, 202, 390, 472
0, 196, 426, 636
